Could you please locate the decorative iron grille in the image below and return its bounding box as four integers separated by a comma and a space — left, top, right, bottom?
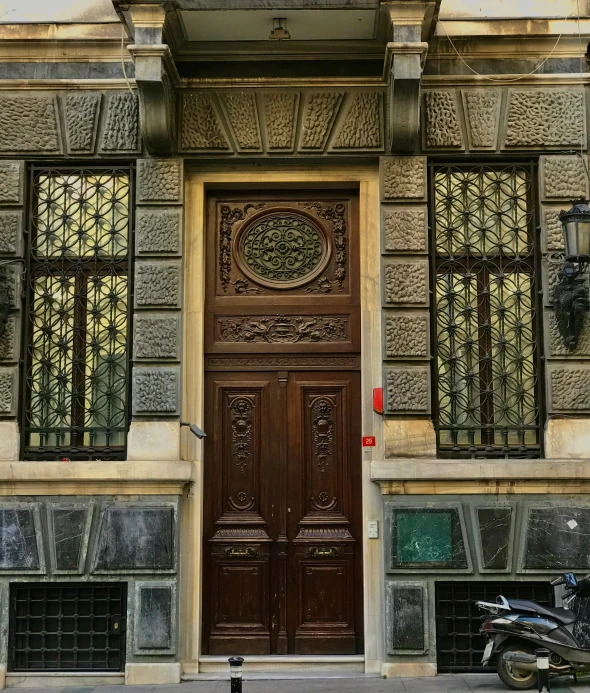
431, 164, 542, 458
22, 167, 132, 460
9, 583, 126, 671
435, 581, 553, 673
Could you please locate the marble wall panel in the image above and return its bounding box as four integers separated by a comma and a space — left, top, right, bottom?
386, 582, 427, 653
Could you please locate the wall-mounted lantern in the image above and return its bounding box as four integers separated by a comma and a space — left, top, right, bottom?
556, 200, 590, 350
0, 259, 24, 339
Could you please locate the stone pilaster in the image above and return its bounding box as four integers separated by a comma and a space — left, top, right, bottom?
539, 155, 590, 457
380, 156, 435, 457
129, 157, 184, 460
0, 161, 25, 460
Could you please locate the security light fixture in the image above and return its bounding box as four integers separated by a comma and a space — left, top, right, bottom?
180, 420, 207, 439
269, 18, 290, 41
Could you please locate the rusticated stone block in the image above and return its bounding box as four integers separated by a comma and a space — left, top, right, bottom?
385, 367, 429, 412
424, 91, 463, 149
220, 92, 261, 150
384, 261, 428, 305
135, 263, 180, 307
0, 265, 19, 308
299, 92, 343, 150
0, 162, 23, 204
381, 157, 426, 201
137, 159, 182, 203
0, 367, 16, 415
136, 208, 182, 255
547, 310, 590, 357
332, 92, 381, 149
385, 313, 428, 358
263, 92, 298, 150
462, 89, 500, 149
64, 93, 100, 153
100, 92, 139, 152
542, 207, 565, 253
0, 95, 60, 152
133, 367, 179, 414
505, 90, 584, 147
0, 318, 16, 361
181, 92, 230, 151
0, 211, 22, 254
382, 207, 427, 253
541, 156, 588, 200
134, 315, 180, 360
550, 367, 590, 411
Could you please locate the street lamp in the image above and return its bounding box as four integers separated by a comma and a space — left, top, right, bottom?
559, 199, 590, 266
555, 200, 590, 350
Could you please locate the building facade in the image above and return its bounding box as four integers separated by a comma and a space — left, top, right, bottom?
0, 0, 589, 685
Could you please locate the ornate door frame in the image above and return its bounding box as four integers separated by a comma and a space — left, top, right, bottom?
181, 165, 383, 673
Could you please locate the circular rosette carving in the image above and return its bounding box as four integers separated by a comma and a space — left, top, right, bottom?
233, 208, 331, 290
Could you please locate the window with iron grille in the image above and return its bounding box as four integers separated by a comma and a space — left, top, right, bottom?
431, 164, 542, 458
22, 167, 132, 460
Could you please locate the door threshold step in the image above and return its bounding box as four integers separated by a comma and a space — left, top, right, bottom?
184, 672, 376, 681
194, 655, 365, 676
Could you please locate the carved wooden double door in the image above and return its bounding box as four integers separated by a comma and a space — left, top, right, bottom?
202, 189, 363, 655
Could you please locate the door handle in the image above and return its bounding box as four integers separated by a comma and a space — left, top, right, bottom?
306, 546, 343, 558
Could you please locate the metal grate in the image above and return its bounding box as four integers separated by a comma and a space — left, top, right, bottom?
435, 581, 553, 673
22, 167, 132, 460
431, 164, 542, 458
9, 583, 127, 671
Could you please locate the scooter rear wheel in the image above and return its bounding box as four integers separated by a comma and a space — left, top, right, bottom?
497, 644, 538, 690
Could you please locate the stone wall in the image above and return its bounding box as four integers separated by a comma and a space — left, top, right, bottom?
381, 493, 590, 672
0, 495, 180, 666
422, 87, 586, 153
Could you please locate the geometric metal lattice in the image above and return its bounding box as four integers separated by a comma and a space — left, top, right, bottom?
431, 164, 541, 458
435, 581, 553, 673
9, 583, 127, 671
22, 167, 132, 460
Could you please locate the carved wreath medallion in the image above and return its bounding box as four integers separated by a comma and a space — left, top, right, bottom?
233, 208, 331, 290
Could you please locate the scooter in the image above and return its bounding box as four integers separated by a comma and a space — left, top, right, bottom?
477, 573, 590, 690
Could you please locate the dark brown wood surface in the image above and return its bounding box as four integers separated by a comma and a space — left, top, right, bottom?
202, 189, 362, 655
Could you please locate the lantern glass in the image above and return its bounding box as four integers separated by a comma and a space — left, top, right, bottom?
563, 217, 590, 262
560, 200, 590, 264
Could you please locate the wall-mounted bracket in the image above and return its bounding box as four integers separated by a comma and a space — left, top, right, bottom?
554, 261, 590, 351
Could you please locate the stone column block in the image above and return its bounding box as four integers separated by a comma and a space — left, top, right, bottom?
134, 261, 181, 309
132, 366, 180, 416
385, 366, 430, 413
540, 155, 589, 201
383, 258, 428, 306
548, 364, 590, 412
138, 158, 183, 204
381, 206, 427, 254
380, 156, 427, 202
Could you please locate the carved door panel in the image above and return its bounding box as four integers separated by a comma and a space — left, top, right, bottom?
203, 189, 362, 655
286, 371, 362, 654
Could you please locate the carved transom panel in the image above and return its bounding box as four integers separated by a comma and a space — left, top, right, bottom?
233, 209, 330, 289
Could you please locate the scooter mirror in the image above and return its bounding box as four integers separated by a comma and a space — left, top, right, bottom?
564, 572, 578, 587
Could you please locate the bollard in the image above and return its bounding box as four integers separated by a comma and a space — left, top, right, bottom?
535, 648, 550, 693
228, 656, 244, 693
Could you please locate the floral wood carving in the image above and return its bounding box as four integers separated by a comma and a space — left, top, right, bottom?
219, 204, 264, 292
230, 396, 254, 472
218, 315, 348, 343
304, 202, 347, 291
312, 397, 335, 472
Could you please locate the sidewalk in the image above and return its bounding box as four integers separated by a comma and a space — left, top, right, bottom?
5, 677, 590, 693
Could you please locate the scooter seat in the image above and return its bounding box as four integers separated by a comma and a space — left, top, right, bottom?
507, 599, 577, 625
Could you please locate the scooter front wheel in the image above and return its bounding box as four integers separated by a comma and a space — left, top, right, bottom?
497, 644, 538, 690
